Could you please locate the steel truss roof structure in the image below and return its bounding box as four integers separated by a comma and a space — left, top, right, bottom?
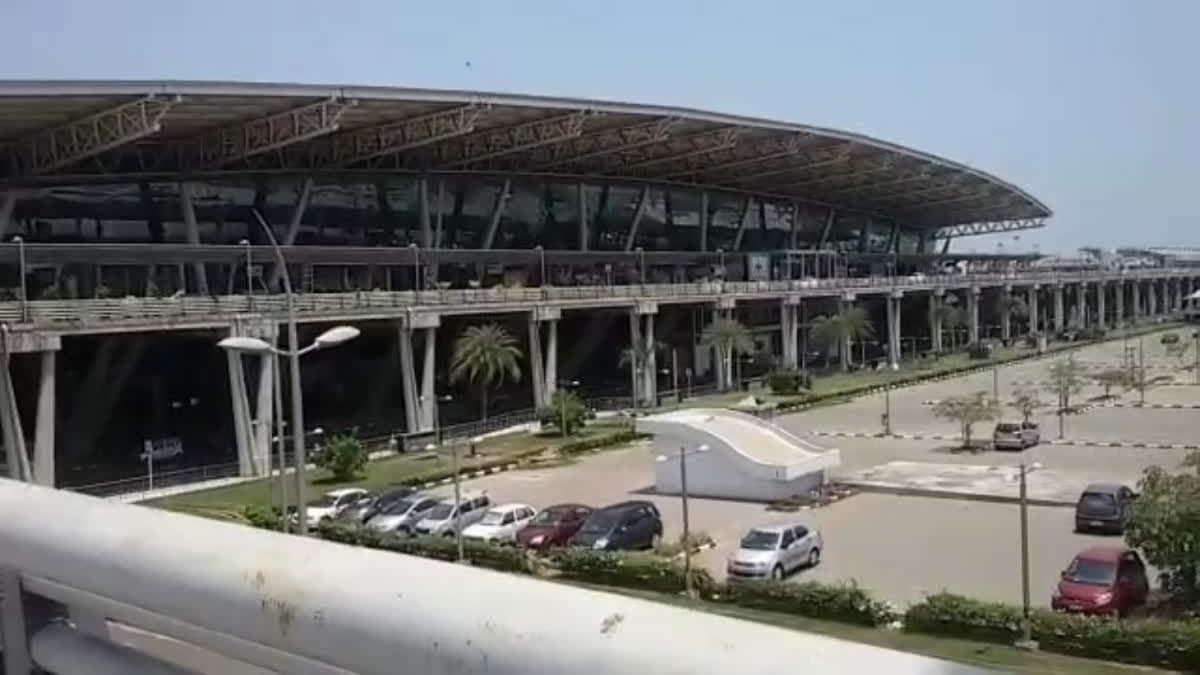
0, 80, 1051, 238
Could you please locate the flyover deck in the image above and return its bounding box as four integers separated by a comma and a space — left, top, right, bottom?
0, 267, 1193, 334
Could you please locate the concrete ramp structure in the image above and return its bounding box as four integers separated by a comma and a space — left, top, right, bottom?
638, 408, 840, 501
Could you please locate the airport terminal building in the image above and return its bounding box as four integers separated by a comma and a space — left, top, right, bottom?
0, 80, 1191, 489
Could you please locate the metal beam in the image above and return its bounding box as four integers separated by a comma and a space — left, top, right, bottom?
438, 111, 592, 169
596, 127, 740, 174
871, 175, 973, 204
177, 97, 354, 169
819, 165, 939, 199
934, 218, 1045, 238
530, 118, 678, 170
310, 104, 485, 167
724, 143, 856, 185
657, 134, 823, 179
732, 197, 752, 251
624, 185, 651, 251
482, 179, 512, 249
818, 208, 836, 247
2, 95, 177, 176
898, 187, 1001, 211
768, 157, 899, 192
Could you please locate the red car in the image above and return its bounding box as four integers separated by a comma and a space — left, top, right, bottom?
515, 503, 592, 551
1051, 546, 1149, 617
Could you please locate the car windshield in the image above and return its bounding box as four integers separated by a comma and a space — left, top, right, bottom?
1079, 492, 1116, 511
740, 529, 781, 550
382, 499, 415, 515
427, 503, 455, 520
1064, 558, 1117, 586
579, 512, 619, 534
995, 423, 1021, 433
479, 509, 508, 526
308, 494, 339, 508
532, 508, 567, 525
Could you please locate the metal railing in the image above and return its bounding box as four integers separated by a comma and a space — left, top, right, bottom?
1, 267, 1194, 330
64, 462, 242, 498
0, 478, 992, 674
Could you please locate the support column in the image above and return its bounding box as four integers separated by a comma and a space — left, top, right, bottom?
1026, 285, 1040, 335
709, 307, 724, 390
268, 178, 314, 290
886, 291, 902, 370
839, 294, 855, 369
642, 310, 657, 404
1115, 280, 1125, 325
929, 290, 944, 353
178, 182, 210, 294
1173, 278, 1183, 312
528, 307, 561, 408
1078, 283, 1090, 329
1148, 280, 1158, 316
32, 350, 55, 486
225, 349, 254, 476
252, 351, 275, 476
1052, 283, 1065, 332
1000, 286, 1013, 342
1096, 281, 1107, 330
967, 287, 981, 344
698, 191, 709, 252
1132, 280, 1142, 320
781, 296, 800, 368
3, 569, 32, 674
577, 183, 589, 251
399, 312, 440, 433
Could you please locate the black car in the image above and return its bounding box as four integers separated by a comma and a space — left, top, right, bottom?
569, 500, 663, 551
336, 485, 415, 524
1074, 483, 1137, 534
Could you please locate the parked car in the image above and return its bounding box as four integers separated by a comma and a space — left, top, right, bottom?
414, 491, 492, 537
516, 504, 593, 551
726, 522, 823, 582
336, 485, 415, 524
569, 500, 662, 551
1051, 546, 1149, 616
305, 488, 369, 526
1074, 483, 1137, 534
993, 421, 1040, 450
364, 494, 441, 535
461, 503, 538, 543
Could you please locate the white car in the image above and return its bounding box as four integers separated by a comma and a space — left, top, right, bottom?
305, 488, 369, 526
461, 503, 538, 543
413, 491, 492, 537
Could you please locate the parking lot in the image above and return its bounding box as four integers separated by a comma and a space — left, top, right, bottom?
434, 328, 1197, 607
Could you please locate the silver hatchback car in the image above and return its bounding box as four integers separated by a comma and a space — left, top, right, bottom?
993, 421, 1040, 450
726, 522, 822, 582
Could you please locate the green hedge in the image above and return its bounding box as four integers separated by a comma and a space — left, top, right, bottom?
904, 592, 1200, 671
316, 521, 534, 573
721, 579, 898, 627
559, 429, 648, 456
554, 548, 715, 595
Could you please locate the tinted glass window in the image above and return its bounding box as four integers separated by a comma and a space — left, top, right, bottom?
1079, 492, 1116, 511
996, 423, 1021, 432
1064, 558, 1117, 586
793, 526, 809, 539
781, 530, 796, 547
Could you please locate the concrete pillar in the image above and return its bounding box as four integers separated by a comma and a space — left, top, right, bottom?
1115, 280, 1125, 325
967, 287, 981, 344
3, 569, 32, 674
709, 307, 725, 390
886, 291, 902, 369
397, 325, 419, 432
839, 294, 854, 369
1173, 278, 1183, 312
1096, 281, 1107, 329
544, 319, 558, 402
1026, 285, 1040, 335
420, 326, 436, 430
643, 312, 657, 403
577, 183, 589, 251
1148, 280, 1158, 316
225, 350, 255, 476
929, 290, 944, 353
1052, 283, 1065, 332
1078, 283, 1089, 329
528, 308, 561, 408
32, 350, 55, 486
178, 182, 210, 295
251, 352, 274, 476
780, 297, 801, 369
1132, 281, 1142, 320
1000, 286, 1012, 342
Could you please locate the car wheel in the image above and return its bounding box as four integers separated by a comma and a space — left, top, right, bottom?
444, 531, 455, 538
808, 548, 821, 568
650, 532, 662, 549
771, 564, 785, 581
398, 526, 411, 537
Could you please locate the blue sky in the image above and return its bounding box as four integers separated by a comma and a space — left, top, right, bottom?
1, 0, 1194, 255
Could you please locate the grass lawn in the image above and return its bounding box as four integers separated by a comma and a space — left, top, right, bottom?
150, 420, 635, 511
578, 583, 1170, 674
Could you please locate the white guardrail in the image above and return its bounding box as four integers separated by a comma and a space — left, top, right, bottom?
0, 479, 996, 675
0, 267, 1193, 329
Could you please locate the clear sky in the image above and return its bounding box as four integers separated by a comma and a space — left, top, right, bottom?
1, 0, 1195, 255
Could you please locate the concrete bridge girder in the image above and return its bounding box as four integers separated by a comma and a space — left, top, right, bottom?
0, 330, 60, 487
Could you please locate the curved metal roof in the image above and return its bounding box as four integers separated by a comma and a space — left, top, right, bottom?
0, 80, 1051, 237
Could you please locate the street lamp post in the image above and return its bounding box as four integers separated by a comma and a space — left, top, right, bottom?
636, 246, 646, 286
12, 236, 26, 323
1016, 459, 1043, 651
656, 444, 710, 598
535, 245, 547, 291
882, 385, 892, 435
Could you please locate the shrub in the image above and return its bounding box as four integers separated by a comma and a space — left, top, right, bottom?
555, 549, 715, 595
314, 521, 535, 573
242, 504, 285, 530
966, 342, 991, 360
559, 429, 647, 456
653, 531, 715, 558
766, 368, 812, 395
1161, 332, 1180, 345
722, 579, 898, 627
537, 390, 588, 436
904, 592, 1200, 671
313, 431, 369, 481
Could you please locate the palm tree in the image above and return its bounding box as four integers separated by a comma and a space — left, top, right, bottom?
995, 293, 1028, 338
700, 317, 755, 390
449, 323, 523, 421
618, 339, 665, 404
807, 306, 873, 371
